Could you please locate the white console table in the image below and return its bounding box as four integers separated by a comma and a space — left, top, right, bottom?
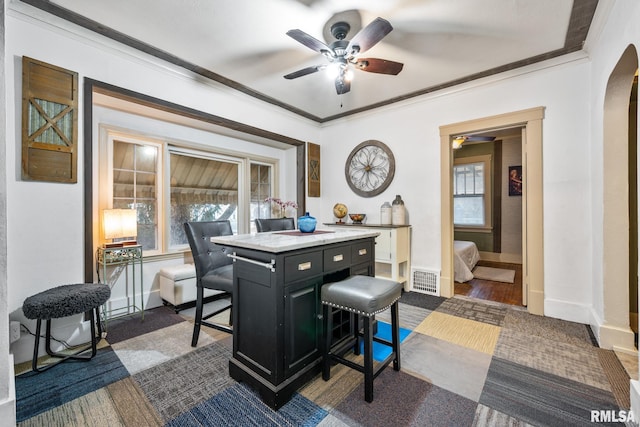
325, 223, 411, 291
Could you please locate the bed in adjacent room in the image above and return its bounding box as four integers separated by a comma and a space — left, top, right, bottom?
454, 240, 480, 283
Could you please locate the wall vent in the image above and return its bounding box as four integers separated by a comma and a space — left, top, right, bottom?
411, 267, 440, 295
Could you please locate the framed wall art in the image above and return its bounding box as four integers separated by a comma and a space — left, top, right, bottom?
508, 165, 522, 196
308, 142, 320, 197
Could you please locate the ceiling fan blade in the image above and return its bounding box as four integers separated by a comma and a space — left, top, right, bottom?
335, 77, 351, 95
354, 58, 403, 75
284, 65, 325, 80
347, 17, 393, 54
286, 29, 331, 54
465, 136, 496, 142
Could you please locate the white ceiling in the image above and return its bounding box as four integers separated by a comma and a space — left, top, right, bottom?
22, 0, 599, 122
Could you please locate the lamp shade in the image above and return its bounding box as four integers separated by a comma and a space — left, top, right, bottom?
103, 209, 137, 240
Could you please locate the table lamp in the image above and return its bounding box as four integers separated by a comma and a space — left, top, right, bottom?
102, 209, 138, 248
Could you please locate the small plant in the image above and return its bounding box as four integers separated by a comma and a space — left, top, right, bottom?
265, 197, 298, 218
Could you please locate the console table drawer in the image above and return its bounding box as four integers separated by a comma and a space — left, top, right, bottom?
284, 251, 323, 282
351, 240, 372, 263
323, 245, 351, 272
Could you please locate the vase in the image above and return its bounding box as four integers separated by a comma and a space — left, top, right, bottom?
380, 202, 392, 225
392, 195, 405, 225
298, 212, 317, 233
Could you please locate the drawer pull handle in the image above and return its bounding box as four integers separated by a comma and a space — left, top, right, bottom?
298, 261, 312, 271
358, 249, 367, 256
333, 254, 344, 262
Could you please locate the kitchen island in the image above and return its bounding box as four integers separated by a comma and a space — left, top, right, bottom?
211, 228, 379, 409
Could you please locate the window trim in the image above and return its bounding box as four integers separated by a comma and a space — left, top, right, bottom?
453, 154, 492, 231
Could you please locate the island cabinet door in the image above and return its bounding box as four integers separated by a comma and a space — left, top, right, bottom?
283, 277, 323, 378
232, 253, 280, 384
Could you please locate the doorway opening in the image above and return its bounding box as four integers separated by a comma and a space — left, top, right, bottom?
440, 107, 545, 315
451, 128, 524, 306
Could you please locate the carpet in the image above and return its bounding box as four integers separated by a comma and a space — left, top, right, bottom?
472, 266, 516, 283
359, 321, 411, 362
14, 298, 632, 426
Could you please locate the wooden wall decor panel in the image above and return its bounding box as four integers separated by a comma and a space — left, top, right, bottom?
22, 56, 78, 183
307, 142, 320, 197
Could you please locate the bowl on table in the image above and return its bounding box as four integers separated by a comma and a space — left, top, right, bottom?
348, 213, 366, 224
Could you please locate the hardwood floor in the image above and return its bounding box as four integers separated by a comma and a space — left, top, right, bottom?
454, 260, 524, 306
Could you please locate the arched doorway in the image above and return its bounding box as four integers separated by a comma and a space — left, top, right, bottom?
601, 44, 638, 351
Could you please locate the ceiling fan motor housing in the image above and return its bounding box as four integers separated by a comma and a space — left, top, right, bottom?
330, 22, 351, 40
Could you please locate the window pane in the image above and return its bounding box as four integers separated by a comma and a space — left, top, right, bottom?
169, 153, 239, 247
474, 166, 484, 194
250, 164, 272, 219
113, 141, 158, 251
454, 195, 485, 225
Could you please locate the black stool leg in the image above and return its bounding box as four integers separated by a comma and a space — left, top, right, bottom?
391, 301, 401, 371
353, 312, 361, 356
364, 315, 374, 403
31, 319, 43, 373
322, 304, 332, 381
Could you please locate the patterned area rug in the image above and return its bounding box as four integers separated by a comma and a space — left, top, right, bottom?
14, 295, 632, 426
472, 266, 516, 283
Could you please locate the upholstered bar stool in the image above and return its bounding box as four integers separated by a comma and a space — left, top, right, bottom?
22, 283, 111, 372
321, 275, 402, 402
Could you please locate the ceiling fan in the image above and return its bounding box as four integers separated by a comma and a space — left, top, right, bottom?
284, 17, 404, 95
452, 135, 496, 150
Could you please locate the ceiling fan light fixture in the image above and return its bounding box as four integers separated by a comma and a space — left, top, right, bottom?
452, 136, 466, 150
343, 68, 354, 82
326, 62, 341, 79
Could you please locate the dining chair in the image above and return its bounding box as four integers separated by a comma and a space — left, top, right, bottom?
184, 220, 234, 346
255, 217, 295, 232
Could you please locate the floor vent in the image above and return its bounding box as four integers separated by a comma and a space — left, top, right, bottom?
411, 267, 440, 295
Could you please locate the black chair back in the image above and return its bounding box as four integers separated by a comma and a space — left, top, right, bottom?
184, 220, 233, 283
255, 218, 295, 232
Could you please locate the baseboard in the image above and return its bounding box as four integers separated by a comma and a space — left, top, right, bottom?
478, 251, 522, 264
0, 354, 16, 426
589, 306, 636, 351
544, 297, 591, 324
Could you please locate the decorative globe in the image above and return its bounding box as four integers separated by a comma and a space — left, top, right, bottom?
333, 203, 348, 223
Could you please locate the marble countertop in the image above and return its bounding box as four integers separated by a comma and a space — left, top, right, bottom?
210, 228, 380, 253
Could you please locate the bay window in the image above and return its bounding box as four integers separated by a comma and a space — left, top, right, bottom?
102, 129, 276, 254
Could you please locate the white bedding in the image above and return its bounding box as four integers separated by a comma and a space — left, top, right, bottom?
454, 240, 480, 283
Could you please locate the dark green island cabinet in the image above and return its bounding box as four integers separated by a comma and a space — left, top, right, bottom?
211, 228, 380, 409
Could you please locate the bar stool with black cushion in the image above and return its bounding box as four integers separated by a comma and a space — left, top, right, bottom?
184, 220, 234, 347
321, 275, 402, 403
255, 217, 295, 232
22, 283, 111, 373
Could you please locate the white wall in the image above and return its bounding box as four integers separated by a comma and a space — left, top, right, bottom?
501, 137, 522, 260
4, 5, 318, 364
308, 57, 594, 321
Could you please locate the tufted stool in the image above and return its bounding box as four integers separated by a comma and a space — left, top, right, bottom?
22, 283, 111, 372
321, 275, 402, 403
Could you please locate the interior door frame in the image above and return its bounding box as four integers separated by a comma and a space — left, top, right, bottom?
440, 107, 545, 315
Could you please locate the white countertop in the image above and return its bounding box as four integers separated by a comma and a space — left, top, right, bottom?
210, 228, 380, 253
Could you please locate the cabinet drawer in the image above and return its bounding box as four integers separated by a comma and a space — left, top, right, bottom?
351, 240, 372, 264
284, 251, 323, 282
324, 245, 351, 272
